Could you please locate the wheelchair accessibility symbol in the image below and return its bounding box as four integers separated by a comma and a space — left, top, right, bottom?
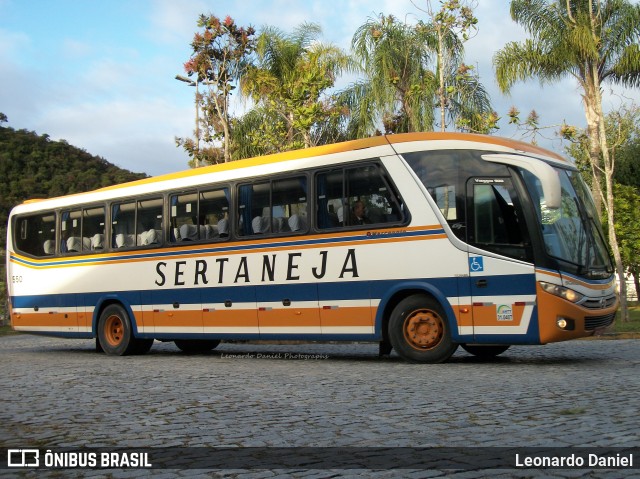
469, 256, 484, 272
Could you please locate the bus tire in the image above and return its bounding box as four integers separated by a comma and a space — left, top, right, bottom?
174, 339, 220, 353
388, 294, 458, 363
97, 304, 136, 356
461, 344, 510, 358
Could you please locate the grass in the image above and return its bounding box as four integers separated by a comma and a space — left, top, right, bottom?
0, 326, 18, 336
611, 305, 640, 334
0, 325, 18, 336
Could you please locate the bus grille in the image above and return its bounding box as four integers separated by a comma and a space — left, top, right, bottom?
584, 313, 616, 331
581, 295, 617, 310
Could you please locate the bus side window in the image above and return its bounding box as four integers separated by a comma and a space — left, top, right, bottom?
316, 163, 404, 229
61, 209, 84, 252
170, 191, 198, 242
345, 165, 403, 226
83, 207, 105, 251
238, 178, 306, 236
199, 187, 230, 239
171, 188, 230, 242
238, 182, 270, 236
403, 150, 468, 241
272, 176, 308, 233
60, 207, 105, 253
316, 170, 343, 229
112, 201, 136, 248
14, 213, 56, 257
137, 198, 163, 246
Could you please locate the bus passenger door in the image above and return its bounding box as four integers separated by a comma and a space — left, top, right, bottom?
466, 177, 536, 339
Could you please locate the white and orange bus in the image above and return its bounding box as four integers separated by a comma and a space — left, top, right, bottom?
6, 132, 618, 362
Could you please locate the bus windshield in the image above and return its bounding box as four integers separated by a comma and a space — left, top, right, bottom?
521, 167, 613, 279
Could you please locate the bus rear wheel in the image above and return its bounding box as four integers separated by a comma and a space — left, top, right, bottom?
98, 304, 137, 356
461, 344, 510, 359
388, 295, 458, 363
174, 339, 220, 353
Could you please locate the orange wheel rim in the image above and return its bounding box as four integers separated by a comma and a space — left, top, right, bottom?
104, 315, 124, 347
403, 309, 444, 351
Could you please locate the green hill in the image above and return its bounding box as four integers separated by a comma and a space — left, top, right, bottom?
0, 121, 148, 310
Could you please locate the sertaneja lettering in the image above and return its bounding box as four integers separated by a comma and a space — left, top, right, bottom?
154, 249, 359, 287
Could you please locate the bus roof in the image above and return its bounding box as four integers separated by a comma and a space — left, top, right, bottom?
15, 132, 568, 208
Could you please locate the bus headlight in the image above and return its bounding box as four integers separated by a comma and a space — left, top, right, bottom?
539, 282, 584, 303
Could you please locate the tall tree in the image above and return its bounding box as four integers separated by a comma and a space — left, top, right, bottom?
348, 12, 493, 135
612, 183, 640, 303
177, 14, 256, 165
240, 23, 351, 152
414, 0, 495, 132
350, 14, 438, 134
494, 0, 640, 322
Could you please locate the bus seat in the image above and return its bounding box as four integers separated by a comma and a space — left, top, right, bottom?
179, 224, 217, 241
43, 239, 55, 255
179, 224, 197, 241
252, 216, 271, 234
91, 234, 104, 250
115, 233, 135, 248
288, 214, 306, 232
138, 229, 160, 245
66, 236, 90, 252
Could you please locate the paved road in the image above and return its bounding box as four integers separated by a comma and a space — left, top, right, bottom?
0, 334, 638, 478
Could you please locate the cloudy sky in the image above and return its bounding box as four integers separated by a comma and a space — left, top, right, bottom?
1, 0, 638, 176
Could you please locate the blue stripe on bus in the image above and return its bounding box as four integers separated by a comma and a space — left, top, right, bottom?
11, 274, 535, 309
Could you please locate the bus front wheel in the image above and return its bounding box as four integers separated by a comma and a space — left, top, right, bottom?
98, 304, 137, 356
388, 295, 458, 363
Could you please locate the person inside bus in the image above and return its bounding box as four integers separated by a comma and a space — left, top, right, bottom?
350, 200, 371, 225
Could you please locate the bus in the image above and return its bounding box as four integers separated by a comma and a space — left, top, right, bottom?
5, 132, 618, 363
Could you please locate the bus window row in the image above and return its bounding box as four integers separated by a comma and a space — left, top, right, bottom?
13, 162, 407, 258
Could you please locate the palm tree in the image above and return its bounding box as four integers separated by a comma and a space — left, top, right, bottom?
494, 0, 640, 321
349, 14, 439, 134
347, 13, 493, 135
240, 23, 352, 151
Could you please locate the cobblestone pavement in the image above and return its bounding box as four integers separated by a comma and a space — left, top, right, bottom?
0, 334, 638, 478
